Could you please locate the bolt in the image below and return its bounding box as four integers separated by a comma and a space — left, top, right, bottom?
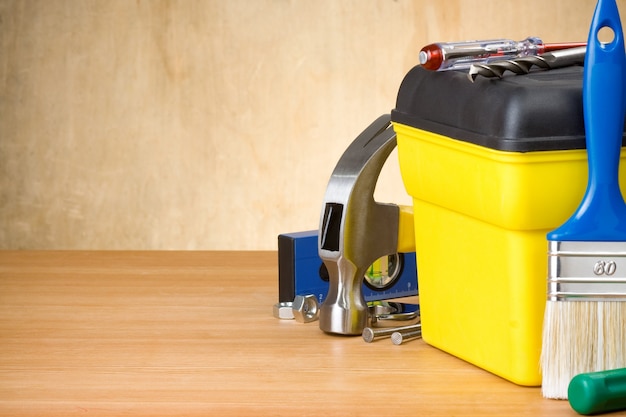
292, 294, 319, 323
362, 323, 421, 343
391, 327, 423, 345
273, 302, 294, 320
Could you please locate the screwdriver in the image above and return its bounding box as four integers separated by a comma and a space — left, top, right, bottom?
419, 37, 586, 71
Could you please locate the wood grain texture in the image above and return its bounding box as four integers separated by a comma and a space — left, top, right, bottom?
0, 0, 615, 249
1, 250, 620, 416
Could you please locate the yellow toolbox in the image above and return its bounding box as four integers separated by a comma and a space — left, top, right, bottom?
391, 66, 626, 386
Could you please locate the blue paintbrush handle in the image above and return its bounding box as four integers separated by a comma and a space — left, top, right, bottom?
549, 0, 626, 242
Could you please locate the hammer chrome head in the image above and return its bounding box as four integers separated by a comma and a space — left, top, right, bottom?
318, 114, 401, 335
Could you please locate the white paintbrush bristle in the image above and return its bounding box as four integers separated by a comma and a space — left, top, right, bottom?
541, 300, 626, 399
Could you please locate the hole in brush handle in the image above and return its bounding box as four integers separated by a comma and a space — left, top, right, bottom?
597, 26, 616, 45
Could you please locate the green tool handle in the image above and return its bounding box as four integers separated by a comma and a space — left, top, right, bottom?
568, 368, 626, 415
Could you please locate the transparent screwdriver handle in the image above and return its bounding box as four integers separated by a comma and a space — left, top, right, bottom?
419, 37, 545, 71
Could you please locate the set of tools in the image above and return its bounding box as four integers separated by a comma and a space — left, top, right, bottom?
274, 114, 420, 344
419, 37, 587, 81
274, 297, 421, 344
274, 0, 626, 412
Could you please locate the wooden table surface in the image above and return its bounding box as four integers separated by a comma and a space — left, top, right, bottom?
0, 251, 622, 416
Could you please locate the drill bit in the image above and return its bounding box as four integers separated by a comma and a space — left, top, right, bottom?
468, 46, 586, 82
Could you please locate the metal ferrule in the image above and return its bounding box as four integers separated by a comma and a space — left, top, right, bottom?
548, 240, 626, 301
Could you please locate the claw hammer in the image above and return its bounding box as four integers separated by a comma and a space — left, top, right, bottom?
318, 114, 415, 335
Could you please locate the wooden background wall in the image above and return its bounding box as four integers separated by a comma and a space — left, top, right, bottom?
0, 0, 617, 250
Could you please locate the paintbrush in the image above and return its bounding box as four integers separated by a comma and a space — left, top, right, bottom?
541, 0, 626, 400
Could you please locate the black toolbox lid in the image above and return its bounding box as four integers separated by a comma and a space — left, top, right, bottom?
391, 65, 626, 152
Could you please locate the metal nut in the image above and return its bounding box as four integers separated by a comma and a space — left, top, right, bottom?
292, 294, 319, 323
273, 302, 294, 320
